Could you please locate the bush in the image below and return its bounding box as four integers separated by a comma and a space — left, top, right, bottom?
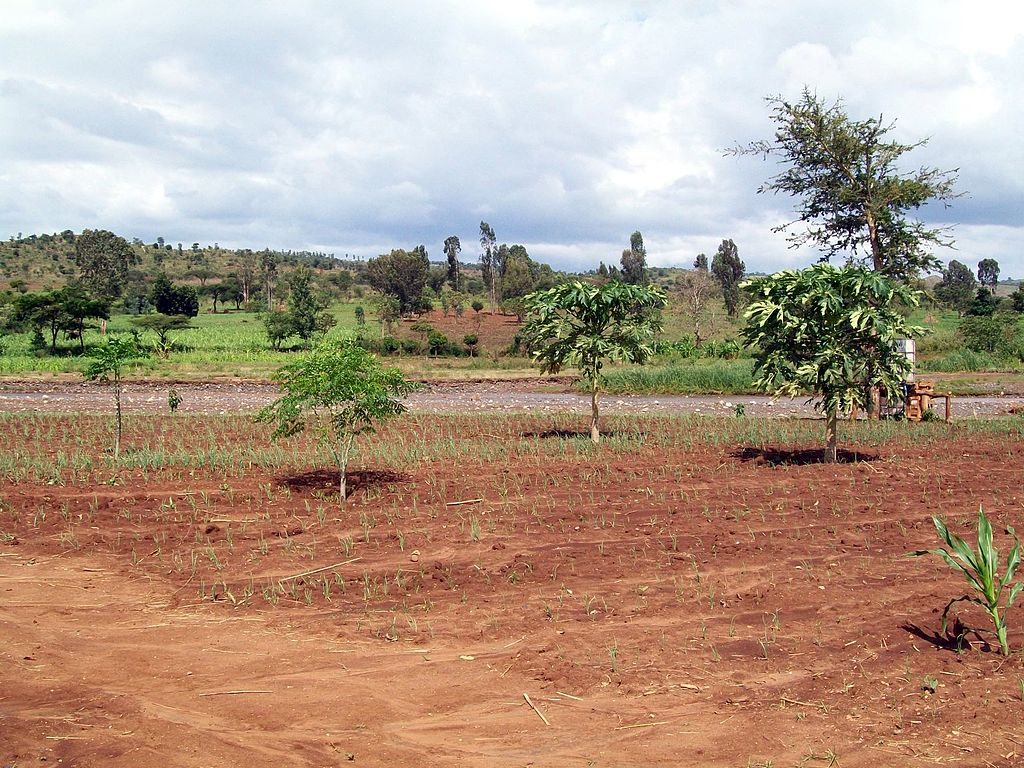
958, 313, 1021, 354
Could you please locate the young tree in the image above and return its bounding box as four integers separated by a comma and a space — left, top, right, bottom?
711, 239, 745, 316
934, 260, 977, 314
522, 281, 667, 443
620, 230, 649, 285
83, 336, 149, 460
75, 229, 137, 300
676, 268, 718, 348
731, 88, 961, 278
741, 264, 924, 463
444, 235, 462, 290
256, 340, 417, 500
977, 258, 1000, 291
260, 250, 280, 308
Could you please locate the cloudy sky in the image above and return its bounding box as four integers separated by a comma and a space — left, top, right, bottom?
3, 1, 1022, 276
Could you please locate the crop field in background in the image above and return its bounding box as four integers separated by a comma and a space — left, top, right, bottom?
2, 410, 1024, 766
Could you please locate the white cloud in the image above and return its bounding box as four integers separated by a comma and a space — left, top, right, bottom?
0, 0, 1022, 276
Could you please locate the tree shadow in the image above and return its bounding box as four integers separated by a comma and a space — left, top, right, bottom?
902, 620, 992, 654
279, 468, 411, 495
732, 446, 877, 466
521, 429, 614, 440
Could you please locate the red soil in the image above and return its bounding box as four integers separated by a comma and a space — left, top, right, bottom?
2, 418, 1024, 767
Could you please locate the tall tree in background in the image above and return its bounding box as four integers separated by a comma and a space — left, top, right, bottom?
237, 249, 257, 304
693, 253, 708, 271
934, 260, 977, 315
443, 235, 462, 290
260, 250, 280, 308
977, 259, 1000, 291
730, 88, 960, 279
620, 231, 649, 285
75, 229, 136, 300
711, 239, 745, 316
479, 221, 498, 310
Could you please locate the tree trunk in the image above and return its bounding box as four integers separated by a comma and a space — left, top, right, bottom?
114, 378, 122, 461
866, 383, 881, 420
823, 409, 837, 464
590, 379, 601, 444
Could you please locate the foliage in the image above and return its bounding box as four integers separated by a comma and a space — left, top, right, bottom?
934, 260, 977, 314
910, 508, 1022, 656
83, 336, 149, 460
10, 286, 109, 352
977, 258, 1000, 290
130, 313, 193, 356
731, 87, 960, 278
711, 239, 745, 316
958, 313, 1021, 355
479, 221, 498, 310
287, 266, 334, 343
255, 339, 417, 499
150, 274, 199, 317
262, 310, 295, 351
75, 229, 137, 300
1012, 285, 1024, 313
443, 235, 462, 290
966, 287, 998, 317
741, 263, 924, 461
620, 231, 649, 286
522, 280, 667, 442
366, 249, 428, 315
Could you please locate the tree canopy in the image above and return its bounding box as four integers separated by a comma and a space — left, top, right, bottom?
256, 339, 417, 499
366, 249, 429, 315
934, 260, 977, 314
711, 238, 745, 316
742, 263, 924, 462
522, 280, 666, 443
732, 88, 960, 278
75, 229, 137, 300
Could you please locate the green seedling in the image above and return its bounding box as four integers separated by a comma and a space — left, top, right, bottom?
910, 507, 1022, 656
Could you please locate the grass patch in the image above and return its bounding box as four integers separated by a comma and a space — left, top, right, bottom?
600, 359, 754, 395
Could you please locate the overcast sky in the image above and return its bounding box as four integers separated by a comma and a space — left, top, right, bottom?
3, 1, 1022, 276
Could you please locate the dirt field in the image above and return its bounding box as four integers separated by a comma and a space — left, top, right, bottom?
2, 412, 1024, 767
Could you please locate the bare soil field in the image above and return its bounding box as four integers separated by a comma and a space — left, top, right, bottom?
2, 412, 1024, 767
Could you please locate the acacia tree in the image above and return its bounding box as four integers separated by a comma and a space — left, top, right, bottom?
83, 336, 149, 460
731, 88, 960, 279
742, 264, 924, 463
522, 281, 667, 443
256, 340, 417, 500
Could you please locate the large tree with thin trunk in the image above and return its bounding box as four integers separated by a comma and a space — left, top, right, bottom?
711, 238, 745, 316
443, 235, 462, 290
479, 222, 498, 311
620, 230, 649, 286
730, 88, 960, 279
741, 264, 924, 462
522, 280, 666, 443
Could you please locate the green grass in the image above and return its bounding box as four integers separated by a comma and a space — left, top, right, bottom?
601, 359, 754, 395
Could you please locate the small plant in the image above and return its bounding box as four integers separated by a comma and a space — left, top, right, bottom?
910, 507, 1022, 656
168, 388, 182, 413
922, 675, 939, 694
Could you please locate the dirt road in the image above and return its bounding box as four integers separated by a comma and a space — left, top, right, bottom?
1, 379, 1021, 418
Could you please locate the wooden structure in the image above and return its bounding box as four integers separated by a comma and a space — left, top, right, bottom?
904, 380, 951, 422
